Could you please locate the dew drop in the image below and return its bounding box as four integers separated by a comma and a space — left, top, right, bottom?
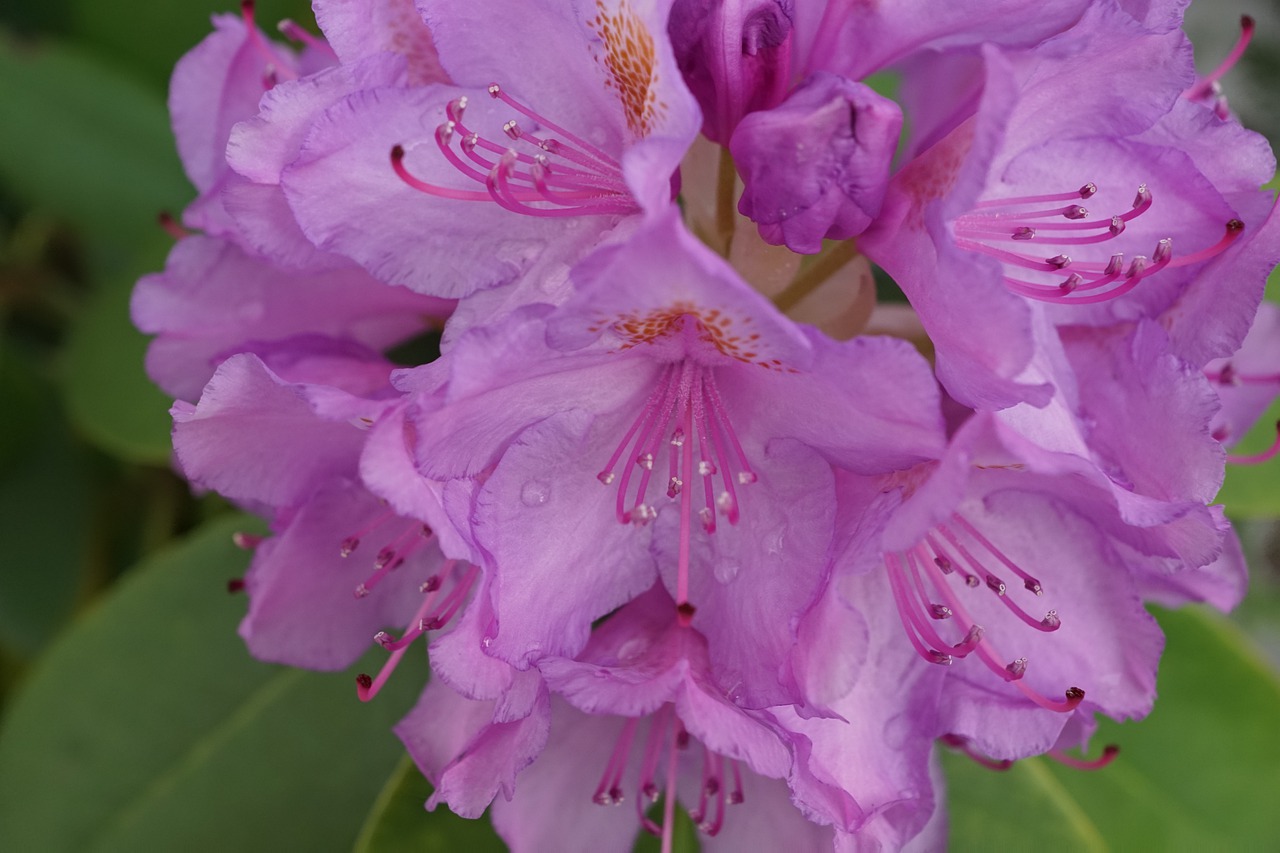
714, 562, 740, 584
520, 479, 551, 507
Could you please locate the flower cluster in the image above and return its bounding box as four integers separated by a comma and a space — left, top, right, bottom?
135, 0, 1280, 849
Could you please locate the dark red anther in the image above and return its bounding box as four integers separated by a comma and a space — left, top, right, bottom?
676, 601, 697, 626
226, 578, 246, 594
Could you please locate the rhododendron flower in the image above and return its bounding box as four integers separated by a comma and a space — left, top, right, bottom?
238, 0, 701, 303
133, 0, 1280, 849
400, 212, 943, 708
860, 5, 1278, 407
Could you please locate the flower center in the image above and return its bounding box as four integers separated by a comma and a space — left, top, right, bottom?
597, 358, 757, 623
954, 182, 1243, 304
593, 705, 744, 849
390, 84, 640, 218
885, 512, 1084, 713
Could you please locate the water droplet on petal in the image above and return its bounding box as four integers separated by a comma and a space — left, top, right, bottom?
714, 562, 740, 584
520, 479, 551, 507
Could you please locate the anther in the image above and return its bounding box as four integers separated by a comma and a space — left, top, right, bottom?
1046, 254, 1071, 269
1012, 226, 1035, 240
339, 536, 360, 557
1153, 238, 1172, 263
233, 531, 264, 550
1079, 183, 1097, 198
1063, 205, 1088, 220
985, 575, 1007, 595
676, 601, 697, 626
1126, 256, 1148, 277
1059, 273, 1082, 294
503, 120, 522, 140
1133, 184, 1151, 207
487, 83, 501, 97
930, 604, 953, 620
1108, 216, 1125, 236
353, 583, 370, 599
420, 575, 442, 593
1005, 658, 1028, 679
1041, 610, 1061, 630
227, 578, 246, 594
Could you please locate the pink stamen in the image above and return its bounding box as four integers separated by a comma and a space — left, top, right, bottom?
594, 718, 640, 805
914, 541, 1085, 713
338, 508, 399, 557
1186, 16, 1255, 101
1049, 744, 1120, 770
935, 523, 1059, 631
596, 354, 759, 620
957, 180, 1239, 304
240, 1, 297, 86
357, 563, 478, 701
940, 734, 1014, 771
1207, 362, 1280, 385
232, 531, 263, 551
390, 84, 638, 218
353, 523, 434, 599
1227, 420, 1280, 465
157, 211, 190, 240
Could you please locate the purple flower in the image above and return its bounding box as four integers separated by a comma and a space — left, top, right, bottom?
867, 411, 1245, 759
402, 585, 941, 849
860, 5, 1277, 407
400, 212, 943, 707
131, 234, 450, 401
236, 0, 701, 301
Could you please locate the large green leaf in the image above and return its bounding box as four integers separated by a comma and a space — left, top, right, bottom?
947, 606, 1280, 850
0, 514, 427, 852
0, 35, 189, 265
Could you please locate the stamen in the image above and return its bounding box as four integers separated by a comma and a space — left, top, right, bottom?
956, 180, 1241, 304
1186, 16, 1255, 102
390, 83, 639, 218
935, 521, 1059, 631
338, 509, 398, 557
596, 351, 761, 617
1049, 744, 1120, 770
239, 1, 297, 86
157, 211, 190, 240
940, 734, 1014, 771
593, 718, 639, 805
1227, 420, 1280, 465
912, 540, 1085, 713
1207, 362, 1280, 386
232, 531, 263, 551
357, 563, 479, 701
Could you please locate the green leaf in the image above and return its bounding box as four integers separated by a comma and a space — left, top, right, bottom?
0, 35, 190, 265
0, 514, 426, 852
946, 606, 1280, 851
353, 754, 506, 853
60, 234, 175, 464
944, 750, 1106, 851
69, 0, 318, 95
0, 342, 90, 657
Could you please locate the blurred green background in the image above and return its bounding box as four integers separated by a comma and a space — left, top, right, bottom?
0, 2, 1278, 851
